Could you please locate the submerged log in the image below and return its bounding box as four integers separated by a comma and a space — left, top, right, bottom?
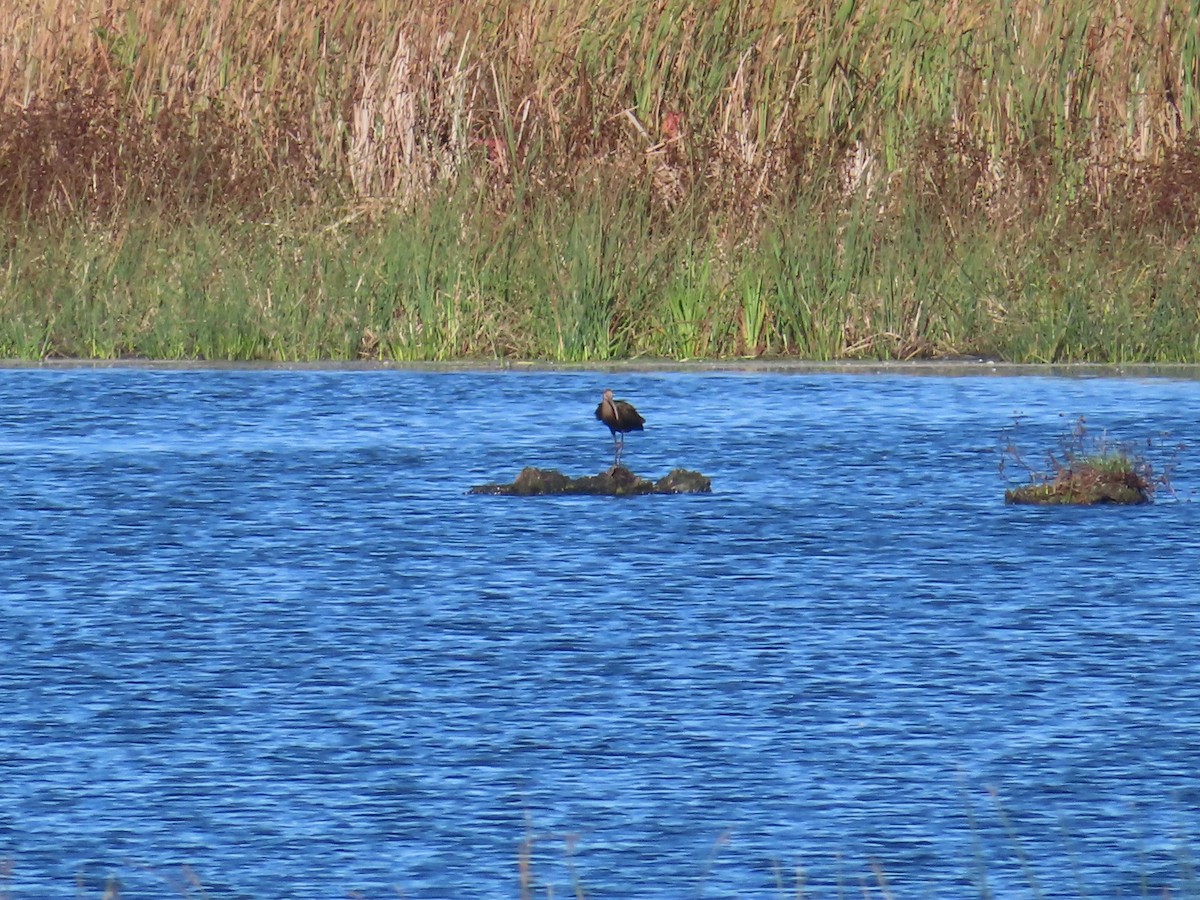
469, 466, 711, 497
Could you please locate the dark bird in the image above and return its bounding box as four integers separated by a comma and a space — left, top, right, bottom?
595, 388, 644, 469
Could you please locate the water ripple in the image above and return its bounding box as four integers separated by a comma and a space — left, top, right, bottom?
1, 368, 1199, 897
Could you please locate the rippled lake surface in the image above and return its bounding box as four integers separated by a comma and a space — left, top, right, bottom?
2, 366, 1199, 899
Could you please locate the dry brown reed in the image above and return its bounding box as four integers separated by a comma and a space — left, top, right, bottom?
3, 0, 1200, 223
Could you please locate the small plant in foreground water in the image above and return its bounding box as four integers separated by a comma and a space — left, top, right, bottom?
999, 414, 1181, 505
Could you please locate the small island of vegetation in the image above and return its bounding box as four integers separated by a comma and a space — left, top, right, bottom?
470, 465, 711, 496
1001, 415, 1176, 505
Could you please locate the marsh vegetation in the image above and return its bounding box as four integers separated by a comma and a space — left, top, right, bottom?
3, 1, 1200, 361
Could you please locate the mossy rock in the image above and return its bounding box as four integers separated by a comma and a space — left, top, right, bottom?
1005, 465, 1151, 505
469, 466, 711, 496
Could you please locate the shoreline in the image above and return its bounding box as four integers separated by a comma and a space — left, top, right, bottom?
4, 357, 1200, 378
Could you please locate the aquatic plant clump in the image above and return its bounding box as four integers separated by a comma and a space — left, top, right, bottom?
1004, 458, 1152, 505
469, 466, 711, 496
1000, 415, 1176, 505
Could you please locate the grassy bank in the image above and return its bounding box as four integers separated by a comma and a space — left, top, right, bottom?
3, 187, 1199, 363
2, 1, 1200, 361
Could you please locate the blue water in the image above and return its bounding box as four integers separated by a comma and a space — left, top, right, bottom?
1, 366, 1199, 899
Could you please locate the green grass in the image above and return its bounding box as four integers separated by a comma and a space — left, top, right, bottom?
3, 176, 1200, 363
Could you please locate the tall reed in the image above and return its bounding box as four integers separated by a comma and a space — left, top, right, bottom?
4, 0, 1199, 218
3, 175, 1198, 363
2, 1, 1200, 362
